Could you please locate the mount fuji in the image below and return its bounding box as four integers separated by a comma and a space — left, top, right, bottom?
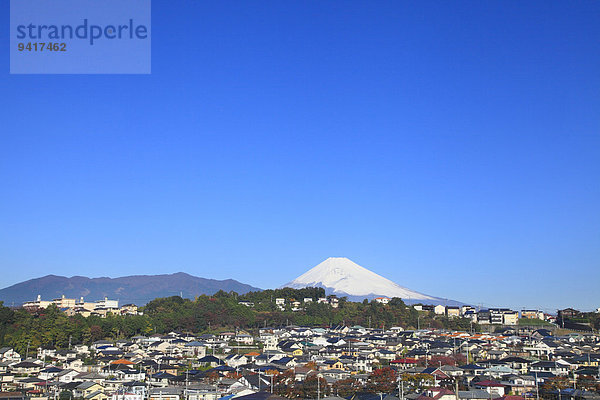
282, 257, 461, 305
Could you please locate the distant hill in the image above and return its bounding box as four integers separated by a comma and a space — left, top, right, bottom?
0, 273, 261, 306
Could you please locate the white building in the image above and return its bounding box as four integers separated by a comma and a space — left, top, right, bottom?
95, 297, 119, 309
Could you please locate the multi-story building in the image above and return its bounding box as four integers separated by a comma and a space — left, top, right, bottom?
489, 308, 517, 325
23, 295, 53, 310
478, 310, 491, 324
502, 311, 518, 325
95, 297, 119, 309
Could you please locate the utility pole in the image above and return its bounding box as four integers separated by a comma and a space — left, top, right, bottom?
398, 373, 404, 400
317, 374, 320, 400
454, 377, 459, 400
185, 370, 189, 400
466, 341, 470, 364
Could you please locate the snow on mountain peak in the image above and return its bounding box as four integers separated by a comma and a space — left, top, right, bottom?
282, 257, 436, 300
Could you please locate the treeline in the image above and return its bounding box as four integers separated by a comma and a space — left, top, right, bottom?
0, 303, 150, 356
0, 288, 477, 355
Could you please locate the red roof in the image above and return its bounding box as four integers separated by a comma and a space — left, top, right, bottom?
391, 358, 418, 364
111, 359, 134, 365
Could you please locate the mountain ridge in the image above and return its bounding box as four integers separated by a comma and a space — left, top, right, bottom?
0, 272, 261, 306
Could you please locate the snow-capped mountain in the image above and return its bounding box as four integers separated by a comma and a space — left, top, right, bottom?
283, 257, 455, 304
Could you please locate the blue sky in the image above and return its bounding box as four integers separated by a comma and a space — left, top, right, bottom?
1, 1, 599, 311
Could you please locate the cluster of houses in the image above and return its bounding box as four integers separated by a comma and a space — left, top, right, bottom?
240, 297, 551, 325
241, 298, 340, 312
23, 296, 139, 318
1, 323, 599, 400
23, 295, 588, 330
410, 305, 553, 326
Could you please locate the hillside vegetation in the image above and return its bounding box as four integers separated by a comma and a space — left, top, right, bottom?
0, 288, 476, 355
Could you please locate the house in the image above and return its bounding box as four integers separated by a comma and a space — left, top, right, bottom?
523, 341, 554, 358
76, 381, 105, 398
0, 348, 21, 363
503, 311, 519, 326
197, 356, 222, 368
374, 297, 390, 305
329, 297, 339, 308
10, 361, 42, 375
424, 388, 456, 400
183, 342, 207, 357
120, 304, 139, 315
521, 310, 544, 320
457, 391, 493, 400
558, 308, 581, 319
224, 354, 248, 368
56, 369, 80, 383
111, 391, 143, 400
461, 306, 476, 315
236, 374, 270, 391
123, 381, 147, 399
186, 384, 219, 400
38, 366, 63, 380
324, 359, 344, 370
530, 361, 569, 376
446, 307, 460, 318
434, 305, 446, 315
391, 358, 418, 369
474, 380, 505, 397
504, 375, 536, 395
85, 391, 108, 400
148, 387, 182, 400
0, 392, 26, 400
439, 365, 464, 377
374, 349, 396, 360
235, 333, 254, 345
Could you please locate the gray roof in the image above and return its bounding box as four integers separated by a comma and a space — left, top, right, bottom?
458, 390, 491, 400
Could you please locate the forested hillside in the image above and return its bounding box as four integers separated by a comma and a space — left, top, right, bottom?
0, 288, 478, 355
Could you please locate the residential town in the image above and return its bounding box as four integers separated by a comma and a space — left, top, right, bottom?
1, 295, 599, 400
